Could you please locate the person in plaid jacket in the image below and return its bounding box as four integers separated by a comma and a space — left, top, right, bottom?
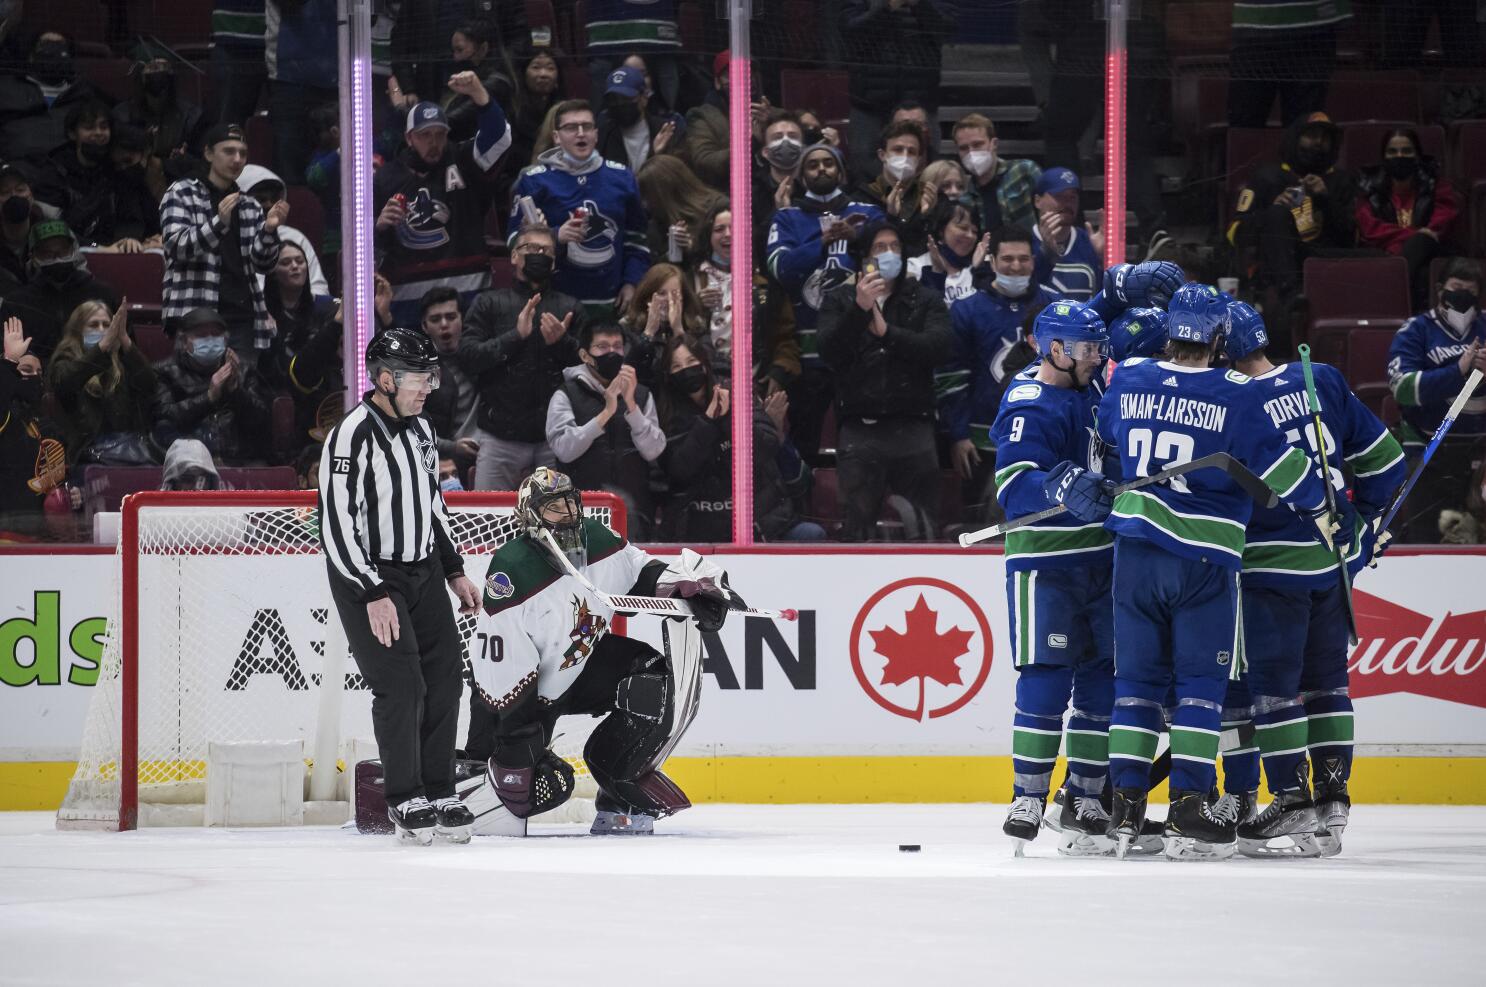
160, 122, 288, 360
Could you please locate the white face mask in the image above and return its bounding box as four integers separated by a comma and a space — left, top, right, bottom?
961, 148, 996, 178
994, 272, 1030, 295
883, 154, 918, 183
1442, 306, 1478, 333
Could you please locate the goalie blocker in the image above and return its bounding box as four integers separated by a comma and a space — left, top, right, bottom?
462, 468, 743, 834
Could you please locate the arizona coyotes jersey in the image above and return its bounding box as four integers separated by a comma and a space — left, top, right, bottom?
471, 517, 651, 715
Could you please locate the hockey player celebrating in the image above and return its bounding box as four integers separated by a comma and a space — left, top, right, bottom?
989, 301, 1117, 856
1077, 283, 1331, 860
465, 467, 741, 835
1225, 301, 1406, 857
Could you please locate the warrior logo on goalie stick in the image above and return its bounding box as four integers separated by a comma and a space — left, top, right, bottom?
560, 596, 609, 670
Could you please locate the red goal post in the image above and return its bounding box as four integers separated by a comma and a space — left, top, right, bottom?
57, 489, 626, 831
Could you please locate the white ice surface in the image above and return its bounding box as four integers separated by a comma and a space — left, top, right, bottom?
2, 804, 1483, 986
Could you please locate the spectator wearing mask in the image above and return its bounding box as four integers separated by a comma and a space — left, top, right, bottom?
1032, 166, 1103, 302
840, 0, 951, 184
941, 226, 1059, 485
1356, 128, 1459, 310
909, 197, 989, 308
265, 0, 339, 183
442, 20, 514, 142
46, 300, 159, 466
686, 200, 800, 389
1228, 112, 1359, 296
953, 112, 1041, 235
817, 219, 951, 541
112, 49, 206, 182
596, 65, 683, 175
0, 220, 119, 359
459, 223, 584, 491
546, 320, 666, 538
417, 286, 479, 479
636, 155, 725, 269
0, 316, 66, 539
1387, 258, 1486, 542
509, 99, 649, 316
0, 162, 54, 290
160, 122, 288, 361
856, 121, 931, 255
106, 125, 167, 244
655, 333, 734, 542
0, 31, 100, 161
31, 102, 159, 253
752, 109, 805, 256
373, 76, 511, 326
236, 164, 330, 296
767, 142, 885, 457
152, 306, 272, 465
159, 438, 224, 491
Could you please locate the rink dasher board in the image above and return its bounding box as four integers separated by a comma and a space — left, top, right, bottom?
2, 546, 1484, 807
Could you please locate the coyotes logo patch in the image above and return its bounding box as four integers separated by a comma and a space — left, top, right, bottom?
560, 595, 608, 670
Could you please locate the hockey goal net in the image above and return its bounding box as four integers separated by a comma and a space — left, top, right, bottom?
57, 490, 625, 830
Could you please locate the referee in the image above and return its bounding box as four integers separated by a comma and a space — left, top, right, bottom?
318, 327, 481, 845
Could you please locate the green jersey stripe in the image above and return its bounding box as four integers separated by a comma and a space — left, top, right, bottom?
1392, 370, 1421, 407
1004, 523, 1113, 560
1348, 429, 1406, 478
995, 460, 1037, 489
1261, 446, 1311, 500
1111, 490, 1246, 558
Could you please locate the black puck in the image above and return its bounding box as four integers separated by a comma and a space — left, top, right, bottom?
898, 844, 921, 852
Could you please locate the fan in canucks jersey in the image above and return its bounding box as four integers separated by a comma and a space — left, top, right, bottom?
990, 301, 1119, 856
1090, 283, 1330, 860
1224, 301, 1406, 858
464, 467, 742, 836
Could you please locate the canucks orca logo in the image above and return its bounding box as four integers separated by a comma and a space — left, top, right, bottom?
802, 257, 852, 311
397, 187, 452, 250
566, 199, 618, 269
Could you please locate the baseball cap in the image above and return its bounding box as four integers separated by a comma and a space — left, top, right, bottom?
714, 50, 730, 78
177, 308, 228, 334
28, 219, 74, 250
405, 101, 449, 134
203, 122, 247, 149
1035, 166, 1080, 196
605, 66, 645, 99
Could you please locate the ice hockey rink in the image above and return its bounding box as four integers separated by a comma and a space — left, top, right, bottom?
2, 804, 1482, 986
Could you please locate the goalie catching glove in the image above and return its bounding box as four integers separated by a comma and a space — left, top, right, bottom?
653, 548, 748, 633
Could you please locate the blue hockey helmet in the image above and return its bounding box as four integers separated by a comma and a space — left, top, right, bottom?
1109, 306, 1169, 361
1223, 300, 1270, 360
1033, 300, 1109, 362
1166, 283, 1231, 345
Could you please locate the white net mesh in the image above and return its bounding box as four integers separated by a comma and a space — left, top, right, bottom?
57, 491, 617, 829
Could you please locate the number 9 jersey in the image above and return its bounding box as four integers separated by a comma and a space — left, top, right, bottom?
1097, 358, 1325, 568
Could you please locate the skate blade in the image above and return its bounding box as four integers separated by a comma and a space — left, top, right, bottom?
1316, 826, 1344, 857
590, 812, 655, 836
1012, 838, 1028, 858
1129, 834, 1166, 856
394, 826, 435, 846
1116, 833, 1132, 859
1163, 836, 1236, 861
1057, 831, 1114, 857
1237, 832, 1322, 859
1041, 806, 1064, 834
436, 823, 474, 845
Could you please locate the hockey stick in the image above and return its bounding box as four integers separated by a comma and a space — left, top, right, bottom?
1297, 345, 1359, 645
1377, 368, 1484, 537
536, 529, 798, 622
958, 452, 1278, 546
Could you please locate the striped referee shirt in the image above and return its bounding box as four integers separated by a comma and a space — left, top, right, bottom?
318, 394, 463, 601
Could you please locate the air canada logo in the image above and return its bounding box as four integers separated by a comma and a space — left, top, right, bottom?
1350, 591, 1486, 708
850, 578, 992, 721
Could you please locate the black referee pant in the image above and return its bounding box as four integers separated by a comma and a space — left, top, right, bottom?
328, 555, 463, 807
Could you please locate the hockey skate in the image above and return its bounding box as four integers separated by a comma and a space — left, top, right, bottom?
1313, 759, 1350, 857
1058, 791, 1115, 857
1163, 790, 1238, 861
1003, 795, 1044, 856
1214, 789, 1258, 829
1109, 788, 1148, 860
1042, 786, 1066, 834
432, 797, 475, 844
1238, 791, 1321, 858
388, 796, 438, 846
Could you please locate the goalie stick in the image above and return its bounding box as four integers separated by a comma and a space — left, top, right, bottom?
1297, 344, 1359, 645
536, 529, 798, 622
958, 452, 1279, 546
1377, 368, 1484, 538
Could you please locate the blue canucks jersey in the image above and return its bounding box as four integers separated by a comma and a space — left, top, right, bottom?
943, 284, 1061, 447
765, 200, 885, 361
1097, 359, 1326, 568
1033, 224, 1102, 302
1387, 310, 1486, 444
1242, 361, 1407, 588
509, 148, 650, 307
992, 366, 1112, 573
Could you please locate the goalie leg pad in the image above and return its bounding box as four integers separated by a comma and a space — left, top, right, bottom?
586, 673, 693, 816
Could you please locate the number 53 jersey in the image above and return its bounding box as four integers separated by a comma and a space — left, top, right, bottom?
1097, 358, 1324, 569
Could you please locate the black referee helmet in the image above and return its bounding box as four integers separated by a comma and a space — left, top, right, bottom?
366, 327, 440, 379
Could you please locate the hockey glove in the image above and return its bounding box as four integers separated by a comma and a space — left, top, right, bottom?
1104, 261, 1184, 308
1043, 461, 1115, 523
1305, 495, 1356, 554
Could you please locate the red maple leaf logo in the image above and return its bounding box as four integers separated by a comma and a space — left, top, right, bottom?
868, 595, 975, 720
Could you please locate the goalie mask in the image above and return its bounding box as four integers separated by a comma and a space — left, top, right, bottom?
517, 467, 586, 569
